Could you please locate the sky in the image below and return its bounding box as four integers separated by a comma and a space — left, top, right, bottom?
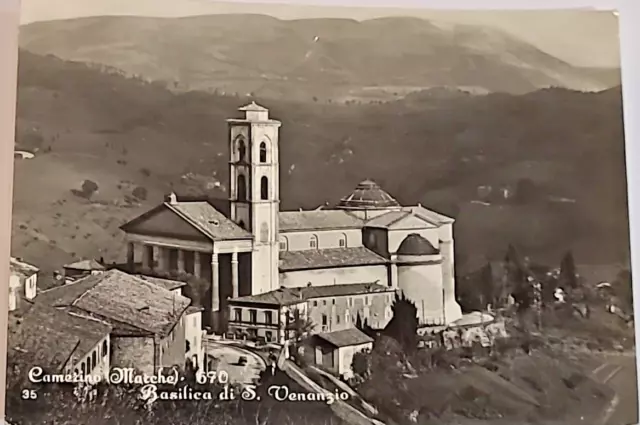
18, 0, 621, 68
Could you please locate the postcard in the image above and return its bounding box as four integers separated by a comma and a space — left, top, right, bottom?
4, 2, 635, 424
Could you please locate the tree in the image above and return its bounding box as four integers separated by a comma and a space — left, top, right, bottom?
504, 245, 533, 312
132, 186, 148, 201
515, 178, 540, 204
81, 179, 99, 198
383, 292, 418, 352
286, 308, 315, 342
559, 251, 578, 290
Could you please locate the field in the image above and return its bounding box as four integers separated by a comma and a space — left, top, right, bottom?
12, 50, 629, 287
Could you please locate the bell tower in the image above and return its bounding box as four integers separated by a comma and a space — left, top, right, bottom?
227, 102, 280, 295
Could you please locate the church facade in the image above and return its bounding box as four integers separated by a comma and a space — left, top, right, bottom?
120, 102, 463, 334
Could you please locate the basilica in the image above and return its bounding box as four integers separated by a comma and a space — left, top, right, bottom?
120, 102, 463, 337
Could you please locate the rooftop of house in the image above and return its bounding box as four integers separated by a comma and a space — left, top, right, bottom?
63, 259, 106, 271
315, 328, 374, 348
230, 282, 391, 306
279, 247, 387, 271
10, 257, 39, 279
36, 270, 191, 337
8, 302, 111, 373
135, 275, 187, 292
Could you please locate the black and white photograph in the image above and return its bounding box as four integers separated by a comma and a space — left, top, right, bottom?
4, 1, 636, 425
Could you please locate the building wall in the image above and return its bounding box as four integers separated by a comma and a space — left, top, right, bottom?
185, 311, 203, 369
65, 335, 110, 379
397, 257, 446, 326
24, 274, 37, 300
280, 265, 388, 289
159, 316, 187, 369
111, 336, 156, 375
280, 229, 362, 252
337, 342, 373, 378
306, 291, 394, 333
228, 302, 308, 344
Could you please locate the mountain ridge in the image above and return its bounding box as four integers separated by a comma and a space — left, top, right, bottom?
19, 14, 620, 101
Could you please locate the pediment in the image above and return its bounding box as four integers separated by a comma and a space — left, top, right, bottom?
121, 206, 210, 241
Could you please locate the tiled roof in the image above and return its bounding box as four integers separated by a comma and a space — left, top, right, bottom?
337, 180, 401, 210
10, 257, 39, 279
136, 275, 187, 291
279, 247, 387, 271
316, 328, 374, 348
167, 201, 252, 241
278, 210, 364, 232
8, 303, 110, 372
230, 283, 392, 306
64, 259, 106, 271
36, 270, 191, 337
405, 205, 454, 225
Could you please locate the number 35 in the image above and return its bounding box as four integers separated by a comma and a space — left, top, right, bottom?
21, 389, 37, 400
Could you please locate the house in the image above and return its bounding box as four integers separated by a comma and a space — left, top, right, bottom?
9, 257, 39, 312
118, 103, 462, 334
63, 259, 106, 283
312, 328, 373, 379
8, 302, 111, 379
35, 269, 200, 374
227, 282, 395, 344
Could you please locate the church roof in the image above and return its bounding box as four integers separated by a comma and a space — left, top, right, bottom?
167, 201, 252, 241
396, 234, 439, 256
279, 210, 364, 232
120, 199, 252, 241
279, 247, 387, 271
337, 180, 400, 210
36, 270, 191, 337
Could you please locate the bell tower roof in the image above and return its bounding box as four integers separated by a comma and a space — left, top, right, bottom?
234, 101, 271, 121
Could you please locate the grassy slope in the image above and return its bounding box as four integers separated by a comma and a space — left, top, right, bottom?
12, 51, 629, 286
18, 15, 619, 101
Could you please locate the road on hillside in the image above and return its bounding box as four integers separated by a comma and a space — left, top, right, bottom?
592, 354, 638, 425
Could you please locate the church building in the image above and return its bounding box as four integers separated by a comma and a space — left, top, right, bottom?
119, 102, 463, 334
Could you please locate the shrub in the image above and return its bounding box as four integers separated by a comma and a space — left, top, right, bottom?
132, 186, 148, 201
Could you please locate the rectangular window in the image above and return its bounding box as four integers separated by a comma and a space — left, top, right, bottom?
349, 298, 353, 307
313, 301, 318, 307
279, 241, 286, 250
339, 238, 346, 248
323, 300, 327, 306
249, 309, 257, 324
234, 308, 242, 322
264, 311, 273, 324
322, 314, 328, 326
336, 315, 341, 324
365, 296, 369, 305
332, 299, 335, 305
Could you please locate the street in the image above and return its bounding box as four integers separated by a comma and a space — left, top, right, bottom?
203, 339, 266, 385
592, 353, 639, 425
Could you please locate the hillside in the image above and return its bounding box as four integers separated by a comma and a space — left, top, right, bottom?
12, 51, 629, 284
18, 15, 620, 102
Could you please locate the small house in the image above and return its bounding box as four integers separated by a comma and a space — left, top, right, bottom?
312, 328, 373, 379
9, 257, 39, 311
63, 259, 106, 283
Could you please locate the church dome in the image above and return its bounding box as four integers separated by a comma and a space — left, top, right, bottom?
337, 180, 400, 210
397, 234, 439, 256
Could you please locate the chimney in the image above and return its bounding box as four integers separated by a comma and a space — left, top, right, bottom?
167, 192, 178, 205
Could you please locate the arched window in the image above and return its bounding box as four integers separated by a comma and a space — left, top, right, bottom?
309, 235, 318, 249
259, 142, 267, 163
237, 174, 247, 201
237, 139, 246, 162
338, 233, 347, 248
260, 176, 269, 200
81, 362, 86, 376
92, 351, 97, 370
102, 340, 108, 357
279, 237, 288, 251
